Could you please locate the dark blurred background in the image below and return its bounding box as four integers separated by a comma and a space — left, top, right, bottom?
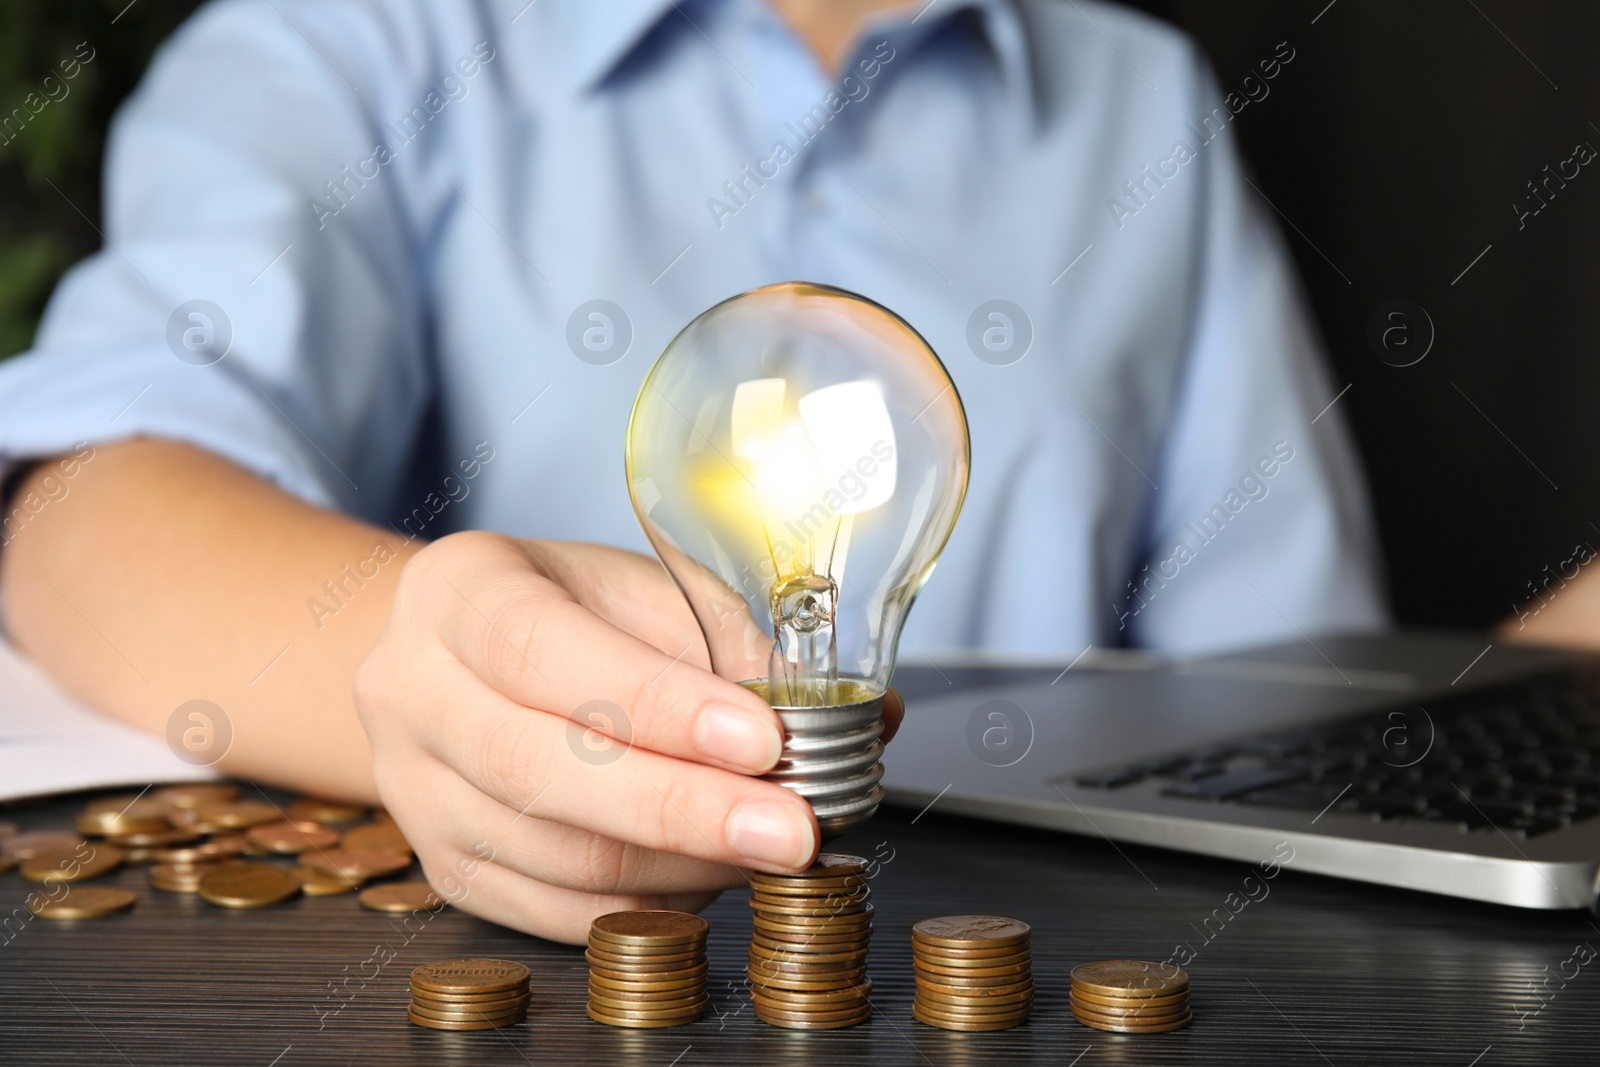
2, 0, 1595, 632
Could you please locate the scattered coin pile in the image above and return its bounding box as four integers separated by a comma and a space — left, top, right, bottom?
747, 853, 873, 1029
585, 911, 710, 1027
1069, 959, 1191, 1032
0, 784, 439, 917
409, 958, 532, 1031
911, 915, 1033, 1031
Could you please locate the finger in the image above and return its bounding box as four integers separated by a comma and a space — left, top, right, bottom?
419, 533, 784, 775
523, 540, 709, 669
390, 750, 748, 896
405, 655, 819, 872
881, 687, 905, 744
419, 840, 720, 946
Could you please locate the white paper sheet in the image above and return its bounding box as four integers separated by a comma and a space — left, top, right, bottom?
0, 636, 216, 802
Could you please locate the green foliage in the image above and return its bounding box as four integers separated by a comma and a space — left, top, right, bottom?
0, 0, 204, 359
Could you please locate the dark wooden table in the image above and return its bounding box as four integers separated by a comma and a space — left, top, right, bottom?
4, 782, 1599, 1066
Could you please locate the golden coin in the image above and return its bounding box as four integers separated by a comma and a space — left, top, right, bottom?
197, 862, 302, 908
586, 1003, 701, 1028
585, 936, 708, 958
408, 1007, 523, 1030
1071, 960, 1189, 998
587, 988, 706, 1013
912, 915, 1031, 950
913, 1004, 1028, 1031
913, 946, 1031, 968
246, 821, 340, 854
303, 849, 411, 881
787, 853, 870, 876
288, 797, 367, 825
915, 976, 1034, 998
1071, 986, 1190, 1011
579, 940, 697, 966
341, 822, 413, 855
748, 945, 869, 967
751, 934, 871, 955
4, 831, 86, 860
754, 1003, 871, 1027
1072, 1005, 1192, 1033
916, 986, 1033, 1009
749, 879, 869, 898
194, 800, 283, 829
411, 959, 531, 996
586, 997, 708, 1020
587, 971, 706, 995
154, 834, 249, 865
914, 958, 1031, 981
26, 886, 137, 920
588, 960, 708, 985
912, 938, 1030, 959
150, 861, 229, 893
360, 882, 446, 913
914, 994, 1035, 1017
752, 983, 871, 1010
151, 783, 239, 809
103, 827, 198, 849
1069, 993, 1188, 1020
293, 865, 364, 896
586, 980, 706, 1003
76, 809, 171, 836
21, 843, 126, 884
752, 902, 873, 922
589, 910, 709, 948
747, 967, 866, 991
408, 998, 529, 1021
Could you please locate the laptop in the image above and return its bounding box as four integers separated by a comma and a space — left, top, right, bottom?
884, 631, 1600, 909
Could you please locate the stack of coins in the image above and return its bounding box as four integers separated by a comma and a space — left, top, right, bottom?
747, 853, 873, 1029
409, 958, 531, 1031
911, 915, 1033, 1031
1069, 960, 1191, 1033
586, 911, 709, 1028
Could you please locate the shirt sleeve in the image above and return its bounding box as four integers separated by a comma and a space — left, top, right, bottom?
1126, 59, 1389, 654
0, 0, 433, 519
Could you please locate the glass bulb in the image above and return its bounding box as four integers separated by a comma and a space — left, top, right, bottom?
626, 281, 970, 836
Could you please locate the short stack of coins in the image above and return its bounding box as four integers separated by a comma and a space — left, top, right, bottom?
747, 853, 873, 1029
911, 915, 1033, 1031
1069, 959, 1191, 1033
586, 911, 709, 1028
408, 958, 531, 1031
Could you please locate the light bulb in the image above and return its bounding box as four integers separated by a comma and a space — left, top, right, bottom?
625, 282, 970, 837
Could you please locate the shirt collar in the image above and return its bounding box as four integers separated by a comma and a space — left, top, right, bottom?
550, 0, 1036, 114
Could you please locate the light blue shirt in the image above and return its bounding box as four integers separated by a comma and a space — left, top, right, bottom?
0, 0, 1386, 657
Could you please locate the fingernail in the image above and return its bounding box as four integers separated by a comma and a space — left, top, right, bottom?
695, 703, 782, 772
728, 801, 814, 869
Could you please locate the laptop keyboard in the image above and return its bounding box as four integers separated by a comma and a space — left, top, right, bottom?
1072, 666, 1600, 838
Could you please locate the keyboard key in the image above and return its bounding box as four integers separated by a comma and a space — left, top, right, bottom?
1162, 767, 1305, 801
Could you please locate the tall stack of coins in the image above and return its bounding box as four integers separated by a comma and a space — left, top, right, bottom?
1069, 960, 1191, 1033
586, 911, 709, 1028
911, 915, 1033, 1031
747, 853, 873, 1029
408, 958, 531, 1031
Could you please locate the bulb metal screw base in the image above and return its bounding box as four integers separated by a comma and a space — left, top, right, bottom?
762, 690, 885, 840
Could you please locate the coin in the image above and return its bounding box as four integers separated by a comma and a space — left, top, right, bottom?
359, 882, 445, 913
76, 810, 171, 836
152, 783, 240, 809
749, 880, 869, 898
752, 933, 871, 954
411, 959, 531, 996
587, 971, 706, 995
747, 967, 867, 991
781, 853, 869, 876
913, 946, 1031, 968
587, 980, 708, 1003
587, 989, 706, 1014
150, 861, 228, 893
749, 895, 871, 915
21, 843, 126, 884
585, 947, 704, 970
912, 915, 1031, 950
288, 797, 367, 825
913, 1004, 1028, 1031
916, 985, 1033, 1009
1069, 993, 1188, 1020
340, 822, 413, 855
1072, 1006, 1192, 1033
4, 831, 86, 860
0, 822, 17, 839
104, 827, 199, 849
303, 849, 411, 880
291, 865, 364, 896
1071, 987, 1190, 1011
588, 960, 708, 985
408, 1007, 524, 1031
197, 862, 302, 908
195, 801, 283, 829
26, 886, 138, 920
913, 939, 1031, 959
752, 983, 871, 1010
590, 910, 709, 948
914, 993, 1035, 1016
913, 958, 1032, 980
0, 854, 15, 875
752, 903, 873, 924
408, 999, 529, 1022
915, 976, 1035, 998
579, 940, 697, 966
585, 1002, 702, 1028
247, 821, 340, 854
1071, 959, 1188, 998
